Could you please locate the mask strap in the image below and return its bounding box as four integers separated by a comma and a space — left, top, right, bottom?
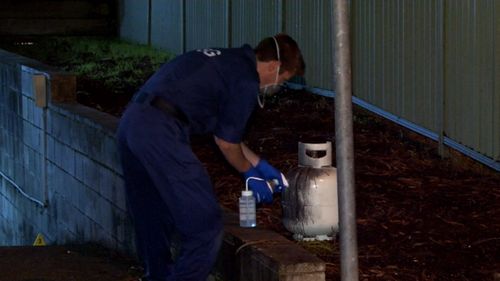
257, 94, 265, 108
272, 36, 281, 83
272, 36, 280, 61
258, 36, 280, 109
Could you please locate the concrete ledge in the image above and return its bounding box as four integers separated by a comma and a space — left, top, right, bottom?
216, 209, 325, 281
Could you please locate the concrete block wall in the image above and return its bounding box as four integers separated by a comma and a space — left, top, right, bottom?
0, 49, 134, 253
0, 55, 47, 245
44, 103, 134, 252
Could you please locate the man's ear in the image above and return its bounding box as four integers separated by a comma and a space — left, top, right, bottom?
267, 60, 280, 72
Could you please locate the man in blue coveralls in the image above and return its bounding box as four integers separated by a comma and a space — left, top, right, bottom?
117, 33, 305, 281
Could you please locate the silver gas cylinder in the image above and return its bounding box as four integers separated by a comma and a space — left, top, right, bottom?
282, 141, 339, 241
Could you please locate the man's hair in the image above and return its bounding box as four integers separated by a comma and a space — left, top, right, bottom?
254, 33, 305, 76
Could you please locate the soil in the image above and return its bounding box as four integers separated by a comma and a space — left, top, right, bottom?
198, 90, 500, 281
0, 244, 141, 281
1, 38, 499, 280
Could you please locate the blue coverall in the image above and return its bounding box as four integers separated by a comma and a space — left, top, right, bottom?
117, 45, 259, 281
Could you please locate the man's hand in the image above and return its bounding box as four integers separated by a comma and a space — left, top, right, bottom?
243, 167, 274, 204
246, 178, 274, 204
255, 159, 289, 192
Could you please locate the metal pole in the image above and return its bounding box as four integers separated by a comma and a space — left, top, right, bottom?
332, 0, 359, 280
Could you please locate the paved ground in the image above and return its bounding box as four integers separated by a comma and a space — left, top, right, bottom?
0, 244, 142, 281
0, 244, 220, 281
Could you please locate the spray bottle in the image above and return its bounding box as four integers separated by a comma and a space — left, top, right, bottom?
239, 177, 280, 228
239, 177, 258, 228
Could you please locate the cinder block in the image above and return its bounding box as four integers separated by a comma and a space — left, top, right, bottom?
60, 116, 73, 147
12, 134, 22, 159
31, 125, 42, 150
12, 90, 22, 115
92, 198, 114, 235
101, 135, 119, 169
5, 70, 20, 93
112, 208, 133, 244
46, 109, 54, 137
48, 74, 76, 103
55, 222, 77, 245
1, 153, 12, 180
74, 151, 85, 183
83, 160, 101, 193
53, 139, 64, 169
0, 151, 3, 173
70, 120, 85, 153
53, 192, 68, 226
22, 120, 42, 150
46, 135, 55, 164
77, 183, 99, 217
62, 145, 75, 176
33, 74, 47, 108
78, 124, 98, 157
27, 95, 34, 124
62, 171, 81, 206
32, 152, 42, 177
47, 163, 63, 199
22, 145, 30, 171
13, 162, 25, 192
83, 220, 106, 243
32, 105, 44, 129
21, 95, 28, 121
98, 167, 113, 202
28, 147, 40, 176
50, 111, 71, 146
21, 171, 35, 199
0, 193, 4, 219
32, 150, 43, 178
48, 111, 60, 138
111, 174, 126, 211
21, 69, 33, 97
88, 129, 105, 159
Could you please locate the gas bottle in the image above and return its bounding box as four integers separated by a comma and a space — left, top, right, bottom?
282, 141, 339, 241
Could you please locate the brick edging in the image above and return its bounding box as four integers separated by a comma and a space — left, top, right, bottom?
215, 208, 326, 281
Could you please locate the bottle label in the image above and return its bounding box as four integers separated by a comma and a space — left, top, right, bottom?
239, 197, 256, 227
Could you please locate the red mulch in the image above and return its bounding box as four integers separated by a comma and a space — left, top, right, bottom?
189, 89, 500, 281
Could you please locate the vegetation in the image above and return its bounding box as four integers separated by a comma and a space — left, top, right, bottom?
0, 36, 173, 114
3, 36, 171, 92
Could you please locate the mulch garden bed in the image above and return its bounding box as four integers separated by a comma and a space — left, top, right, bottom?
197, 90, 500, 281
1, 37, 499, 281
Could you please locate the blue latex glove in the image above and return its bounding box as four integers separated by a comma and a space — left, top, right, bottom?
243, 166, 273, 204
243, 165, 261, 179
255, 159, 289, 193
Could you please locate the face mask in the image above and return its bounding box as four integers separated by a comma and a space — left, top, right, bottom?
257, 65, 281, 108
259, 64, 281, 95
258, 36, 282, 108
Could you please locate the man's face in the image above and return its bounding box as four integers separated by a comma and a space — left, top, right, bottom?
259, 61, 294, 88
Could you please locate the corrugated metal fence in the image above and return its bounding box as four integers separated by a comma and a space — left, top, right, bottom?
118, 0, 499, 170
352, 0, 499, 168
443, 0, 499, 164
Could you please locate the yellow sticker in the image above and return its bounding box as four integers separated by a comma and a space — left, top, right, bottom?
33, 233, 46, 246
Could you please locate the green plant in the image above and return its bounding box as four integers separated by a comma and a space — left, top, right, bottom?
0, 36, 172, 97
